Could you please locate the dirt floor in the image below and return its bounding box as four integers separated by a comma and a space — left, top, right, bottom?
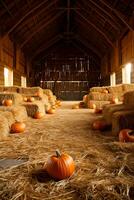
0, 101, 134, 200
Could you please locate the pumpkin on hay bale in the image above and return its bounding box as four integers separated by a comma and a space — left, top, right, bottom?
56, 100, 62, 107
88, 102, 96, 109
119, 129, 134, 142
23, 97, 28, 102
10, 121, 26, 133
110, 97, 119, 104
27, 97, 35, 102
2, 99, 13, 106
45, 149, 75, 180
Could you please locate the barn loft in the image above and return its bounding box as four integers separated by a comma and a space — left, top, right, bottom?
0, 0, 134, 199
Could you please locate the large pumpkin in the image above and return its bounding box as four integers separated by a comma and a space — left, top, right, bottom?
10, 122, 26, 133
34, 112, 44, 119
45, 150, 75, 180
119, 129, 134, 142
92, 119, 108, 131
23, 97, 28, 102
2, 99, 12, 106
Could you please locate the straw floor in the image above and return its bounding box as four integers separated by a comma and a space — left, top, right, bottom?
0, 101, 134, 200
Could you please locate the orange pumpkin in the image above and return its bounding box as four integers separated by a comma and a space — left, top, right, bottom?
35, 91, 42, 97
102, 89, 108, 94
10, 122, 26, 133
47, 108, 55, 114
72, 104, 79, 109
110, 97, 118, 104
27, 97, 35, 102
92, 119, 108, 131
34, 112, 44, 119
23, 97, 28, 102
56, 100, 62, 106
94, 108, 102, 114
45, 150, 75, 180
89, 102, 96, 109
119, 129, 134, 142
2, 99, 12, 106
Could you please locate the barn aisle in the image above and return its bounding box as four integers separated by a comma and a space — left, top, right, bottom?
0, 101, 134, 200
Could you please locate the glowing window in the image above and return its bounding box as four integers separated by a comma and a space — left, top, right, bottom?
21, 76, 27, 87
122, 63, 131, 84
4, 67, 13, 86
110, 72, 116, 86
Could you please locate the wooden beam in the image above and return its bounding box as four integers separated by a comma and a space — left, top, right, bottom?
11, 0, 59, 32
0, 0, 13, 17
4, 0, 51, 37
86, 0, 121, 28
74, 35, 102, 58
20, 11, 64, 48
31, 35, 62, 60
78, 1, 120, 32
99, 0, 133, 31
75, 10, 115, 47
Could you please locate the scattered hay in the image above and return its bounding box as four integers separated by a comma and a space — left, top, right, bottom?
0, 102, 134, 199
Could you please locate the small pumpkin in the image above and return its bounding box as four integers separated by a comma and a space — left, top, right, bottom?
47, 108, 55, 114
92, 119, 108, 131
45, 150, 75, 180
10, 122, 26, 133
23, 97, 28, 102
56, 100, 62, 106
34, 112, 44, 119
110, 97, 118, 104
35, 91, 42, 98
2, 99, 12, 106
27, 97, 35, 102
102, 89, 108, 94
89, 102, 96, 109
119, 129, 134, 142
72, 104, 79, 109
94, 108, 102, 114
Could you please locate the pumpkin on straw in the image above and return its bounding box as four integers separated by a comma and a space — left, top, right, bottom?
45, 149, 75, 180
33, 112, 44, 119
2, 99, 13, 106
10, 122, 26, 133
119, 129, 134, 142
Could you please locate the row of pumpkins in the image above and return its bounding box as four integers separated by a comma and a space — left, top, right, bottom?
2, 98, 62, 133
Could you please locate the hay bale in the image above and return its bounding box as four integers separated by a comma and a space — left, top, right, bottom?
18, 87, 44, 98
103, 104, 134, 125
43, 89, 53, 96
124, 91, 134, 105
0, 111, 15, 140
87, 100, 110, 109
22, 101, 45, 117
112, 110, 134, 135
0, 85, 5, 92
4, 86, 20, 93
0, 106, 28, 122
0, 93, 23, 105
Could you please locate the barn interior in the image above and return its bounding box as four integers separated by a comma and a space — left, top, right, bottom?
0, 0, 134, 199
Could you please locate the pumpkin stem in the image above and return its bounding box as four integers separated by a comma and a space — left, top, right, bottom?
56, 149, 61, 157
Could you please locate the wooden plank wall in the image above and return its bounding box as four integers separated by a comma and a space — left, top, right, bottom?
0, 35, 31, 86
101, 30, 134, 86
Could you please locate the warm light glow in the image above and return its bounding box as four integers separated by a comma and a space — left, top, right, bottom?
122, 63, 131, 84
4, 67, 13, 86
110, 72, 116, 86
21, 76, 27, 87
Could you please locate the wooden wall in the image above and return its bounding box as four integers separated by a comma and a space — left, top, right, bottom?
101, 30, 134, 85
0, 35, 31, 86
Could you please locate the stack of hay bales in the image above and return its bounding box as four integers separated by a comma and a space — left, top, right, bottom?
0, 92, 23, 105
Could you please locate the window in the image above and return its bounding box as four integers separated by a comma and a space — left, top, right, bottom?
21, 76, 27, 87
110, 72, 116, 86
122, 63, 131, 84
4, 67, 13, 86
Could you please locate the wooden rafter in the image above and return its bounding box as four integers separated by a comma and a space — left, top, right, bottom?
4, 0, 54, 37
75, 10, 115, 47
20, 10, 65, 48
86, 0, 121, 28
12, 0, 59, 33
99, 0, 133, 31
78, 0, 120, 32
31, 35, 62, 60
0, 0, 13, 17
